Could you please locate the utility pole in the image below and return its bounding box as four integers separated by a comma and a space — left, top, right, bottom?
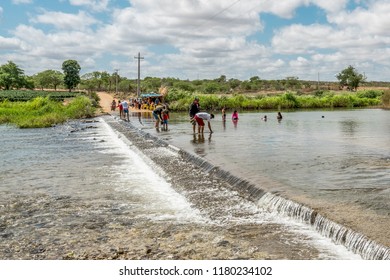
317, 72, 320, 90
134, 52, 144, 98
114, 69, 119, 95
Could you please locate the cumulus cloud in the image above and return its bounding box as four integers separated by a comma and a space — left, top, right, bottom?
311, 0, 348, 13
30, 10, 98, 30
272, 0, 390, 50
2, 0, 390, 80
69, 0, 109, 12
97, 0, 264, 69
257, 0, 309, 19
327, 1, 390, 36
0, 36, 24, 50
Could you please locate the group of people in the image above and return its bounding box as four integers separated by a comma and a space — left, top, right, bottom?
112, 99, 130, 121
261, 112, 283, 121
189, 97, 284, 134
189, 97, 214, 134
152, 104, 170, 131
111, 97, 283, 134
221, 107, 239, 121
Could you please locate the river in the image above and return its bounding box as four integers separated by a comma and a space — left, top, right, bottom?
0, 108, 388, 259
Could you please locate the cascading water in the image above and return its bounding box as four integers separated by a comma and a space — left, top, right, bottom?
256, 192, 390, 260
314, 214, 390, 260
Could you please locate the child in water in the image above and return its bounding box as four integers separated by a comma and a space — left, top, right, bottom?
162, 109, 169, 131
221, 107, 226, 121
232, 110, 239, 120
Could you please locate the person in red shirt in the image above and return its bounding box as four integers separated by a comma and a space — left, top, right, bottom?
117, 100, 123, 119
162, 109, 169, 131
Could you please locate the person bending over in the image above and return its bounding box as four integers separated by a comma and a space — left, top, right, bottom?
193, 112, 214, 134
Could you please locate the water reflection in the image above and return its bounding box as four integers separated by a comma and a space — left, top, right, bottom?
339, 119, 359, 137
190, 133, 213, 156
136, 112, 143, 125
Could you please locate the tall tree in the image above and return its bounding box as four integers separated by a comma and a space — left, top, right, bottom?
0, 61, 27, 90
336, 65, 365, 91
34, 70, 63, 90
62, 60, 81, 92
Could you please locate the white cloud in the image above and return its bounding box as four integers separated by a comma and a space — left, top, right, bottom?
272, 0, 390, 54
0, 36, 24, 50
311, 0, 348, 13
2, 0, 390, 81
69, 0, 109, 12
12, 0, 33, 4
327, 1, 390, 36
31, 10, 98, 30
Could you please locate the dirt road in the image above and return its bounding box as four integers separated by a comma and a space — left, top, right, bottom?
97, 92, 114, 113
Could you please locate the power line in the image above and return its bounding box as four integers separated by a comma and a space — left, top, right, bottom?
196, 0, 243, 29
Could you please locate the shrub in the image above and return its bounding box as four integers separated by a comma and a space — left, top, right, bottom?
357, 89, 383, 99
381, 90, 390, 107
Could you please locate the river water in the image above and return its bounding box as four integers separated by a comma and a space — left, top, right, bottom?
156, 109, 390, 213
132, 108, 390, 256
0, 108, 388, 259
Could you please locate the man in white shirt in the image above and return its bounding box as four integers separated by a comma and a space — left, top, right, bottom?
193, 112, 214, 134
122, 100, 129, 121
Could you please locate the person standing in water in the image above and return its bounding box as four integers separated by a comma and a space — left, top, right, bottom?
122, 100, 129, 121
117, 100, 123, 119
277, 112, 283, 121
232, 110, 239, 120
162, 109, 169, 131
189, 97, 200, 133
221, 107, 226, 121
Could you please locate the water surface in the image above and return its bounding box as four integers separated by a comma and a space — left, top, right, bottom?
134, 108, 390, 247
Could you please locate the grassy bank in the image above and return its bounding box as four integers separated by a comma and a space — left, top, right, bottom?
0, 96, 96, 128
165, 88, 384, 111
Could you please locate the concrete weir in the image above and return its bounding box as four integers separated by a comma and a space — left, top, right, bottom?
110, 115, 390, 260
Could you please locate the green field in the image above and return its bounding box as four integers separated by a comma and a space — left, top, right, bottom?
0, 90, 80, 102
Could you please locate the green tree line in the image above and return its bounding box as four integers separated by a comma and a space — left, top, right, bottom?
2, 61, 389, 95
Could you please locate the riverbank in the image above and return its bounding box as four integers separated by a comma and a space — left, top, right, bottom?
0, 95, 95, 128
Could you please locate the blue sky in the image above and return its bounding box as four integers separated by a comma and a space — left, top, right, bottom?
1, 0, 390, 81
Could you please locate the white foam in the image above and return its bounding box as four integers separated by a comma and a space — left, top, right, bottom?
94, 117, 206, 223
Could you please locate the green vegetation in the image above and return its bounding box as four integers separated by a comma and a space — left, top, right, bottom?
0, 90, 81, 102
62, 60, 81, 92
336, 65, 366, 91
0, 96, 96, 128
0, 60, 388, 128
382, 90, 390, 108
0, 61, 33, 90
166, 89, 383, 111
34, 70, 64, 90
